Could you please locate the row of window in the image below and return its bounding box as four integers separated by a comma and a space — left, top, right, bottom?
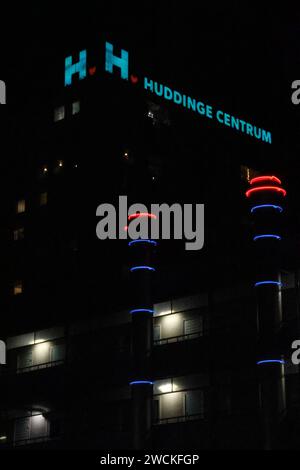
16, 192, 47, 215
16, 341, 65, 372
54, 101, 80, 122
14, 193, 48, 242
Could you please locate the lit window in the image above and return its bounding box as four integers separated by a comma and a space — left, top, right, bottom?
13, 281, 23, 296
240, 165, 260, 183
16, 200, 25, 214
39, 192, 47, 206
14, 414, 49, 445
54, 106, 65, 122
13, 227, 24, 241
72, 101, 80, 115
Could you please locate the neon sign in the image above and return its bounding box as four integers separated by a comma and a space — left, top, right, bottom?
64, 42, 272, 144
246, 186, 287, 198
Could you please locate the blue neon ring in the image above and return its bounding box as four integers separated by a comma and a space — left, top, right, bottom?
128, 239, 158, 247
254, 281, 282, 287
130, 266, 156, 272
129, 381, 154, 386
253, 234, 282, 241
257, 360, 285, 365
130, 309, 154, 314
250, 204, 283, 214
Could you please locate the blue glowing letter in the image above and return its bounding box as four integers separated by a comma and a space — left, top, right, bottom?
65, 50, 87, 86
262, 130, 272, 144
105, 42, 128, 80
144, 77, 154, 92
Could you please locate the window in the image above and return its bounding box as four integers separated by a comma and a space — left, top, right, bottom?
50, 344, 65, 362
16, 341, 65, 372
183, 317, 203, 337
16, 200, 25, 214
72, 101, 80, 115
13, 281, 23, 296
153, 375, 207, 423
240, 165, 260, 183
54, 106, 65, 122
14, 418, 30, 443
185, 390, 204, 417
17, 350, 33, 370
154, 310, 204, 345
13, 227, 24, 241
14, 415, 49, 445
153, 325, 161, 342
160, 392, 184, 420
39, 192, 47, 206
153, 399, 159, 424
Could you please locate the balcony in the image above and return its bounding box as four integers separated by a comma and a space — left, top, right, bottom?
154, 331, 203, 346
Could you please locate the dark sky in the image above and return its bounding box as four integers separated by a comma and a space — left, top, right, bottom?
1, 3, 299, 165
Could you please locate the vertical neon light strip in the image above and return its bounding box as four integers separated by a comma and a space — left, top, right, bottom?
128, 213, 155, 387
248, 176, 285, 370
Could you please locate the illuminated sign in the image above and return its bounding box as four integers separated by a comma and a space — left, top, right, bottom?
65, 42, 272, 144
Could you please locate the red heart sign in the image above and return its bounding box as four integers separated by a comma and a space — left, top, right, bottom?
130, 75, 138, 84
89, 67, 97, 76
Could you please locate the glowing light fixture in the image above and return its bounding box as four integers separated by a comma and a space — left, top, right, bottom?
128, 239, 157, 247
158, 383, 172, 393
250, 176, 281, 185
0, 436, 7, 441
257, 359, 285, 365
250, 204, 283, 213
253, 234, 281, 241
254, 281, 282, 287
130, 266, 155, 272
246, 186, 286, 198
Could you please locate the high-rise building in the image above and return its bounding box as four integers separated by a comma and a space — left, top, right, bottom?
0, 4, 300, 450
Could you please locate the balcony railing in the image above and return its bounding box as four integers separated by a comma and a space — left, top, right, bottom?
13, 435, 61, 447
154, 413, 205, 425
154, 331, 203, 346
16, 360, 65, 374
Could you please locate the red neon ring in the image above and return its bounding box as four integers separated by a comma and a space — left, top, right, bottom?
128, 213, 157, 221
250, 176, 282, 185
246, 186, 286, 198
